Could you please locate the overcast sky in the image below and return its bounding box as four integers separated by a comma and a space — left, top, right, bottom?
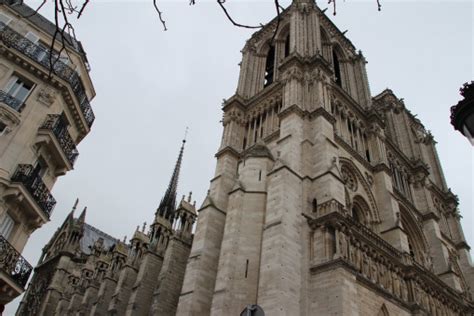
5, 0, 473, 313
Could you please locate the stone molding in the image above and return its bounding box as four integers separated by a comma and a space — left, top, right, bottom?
306, 211, 473, 314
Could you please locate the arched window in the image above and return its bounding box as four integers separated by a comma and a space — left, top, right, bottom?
332, 50, 342, 87
320, 28, 331, 61
400, 206, 427, 263
264, 45, 275, 87
352, 204, 367, 226
351, 196, 373, 229
284, 33, 290, 58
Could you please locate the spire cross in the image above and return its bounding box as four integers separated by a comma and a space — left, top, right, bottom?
183, 126, 189, 143
72, 198, 79, 212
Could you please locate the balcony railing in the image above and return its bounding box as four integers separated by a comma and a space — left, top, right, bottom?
0, 234, 32, 288
11, 164, 56, 218
40, 114, 79, 166
0, 22, 95, 127
0, 90, 23, 112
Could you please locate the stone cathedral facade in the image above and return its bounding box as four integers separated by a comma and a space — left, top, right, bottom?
175, 0, 474, 315
17, 0, 474, 315
16, 140, 197, 315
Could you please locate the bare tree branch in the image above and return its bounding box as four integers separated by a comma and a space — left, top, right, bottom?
153, 0, 168, 31
328, 0, 337, 15
77, 0, 89, 18
17, 0, 382, 78
22, 0, 47, 18
217, 0, 263, 29
269, 0, 282, 45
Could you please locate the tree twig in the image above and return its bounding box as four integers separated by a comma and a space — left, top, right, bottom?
269, 0, 282, 45
153, 0, 168, 31
77, 0, 90, 18
22, 0, 47, 18
217, 0, 262, 29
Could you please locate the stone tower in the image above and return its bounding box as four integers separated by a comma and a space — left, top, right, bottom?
16, 139, 197, 316
176, 0, 474, 315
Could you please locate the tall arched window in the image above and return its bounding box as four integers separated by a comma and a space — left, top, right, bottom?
284, 33, 290, 58
400, 206, 427, 263
352, 198, 368, 227
264, 45, 275, 87
320, 28, 331, 61
332, 50, 342, 87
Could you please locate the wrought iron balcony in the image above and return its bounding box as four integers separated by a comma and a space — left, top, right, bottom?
11, 164, 56, 218
0, 234, 32, 288
0, 22, 95, 127
0, 90, 23, 112
40, 114, 79, 166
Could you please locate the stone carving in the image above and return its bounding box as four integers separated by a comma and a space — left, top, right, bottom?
282, 67, 304, 83
0, 104, 21, 128
314, 218, 462, 315
341, 165, 357, 192
37, 86, 57, 106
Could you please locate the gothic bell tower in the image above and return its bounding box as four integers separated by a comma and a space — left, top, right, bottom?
176, 0, 474, 315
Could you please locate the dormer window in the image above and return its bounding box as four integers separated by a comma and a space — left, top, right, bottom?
264, 45, 275, 87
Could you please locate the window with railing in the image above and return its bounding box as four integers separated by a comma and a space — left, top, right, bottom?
40, 113, 79, 166
6, 76, 33, 103
11, 164, 56, 218
0, 22, 95, 127
0, 75, 33, 112
0, 234, 33, 288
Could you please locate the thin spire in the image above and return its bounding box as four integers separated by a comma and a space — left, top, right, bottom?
155, 128, 188, 220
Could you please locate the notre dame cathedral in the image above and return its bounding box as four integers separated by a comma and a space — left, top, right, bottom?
17, 0, 474, 315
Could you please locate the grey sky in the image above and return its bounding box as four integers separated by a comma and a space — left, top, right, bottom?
5, 0, 473, 313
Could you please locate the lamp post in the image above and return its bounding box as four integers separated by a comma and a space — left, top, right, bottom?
451, 81, 474, 145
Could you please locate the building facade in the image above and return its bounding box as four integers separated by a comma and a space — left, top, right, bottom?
0, 0, 95, 309
16, 0, 474, 315
176, 0, 474, 315
16, 140, 197, 315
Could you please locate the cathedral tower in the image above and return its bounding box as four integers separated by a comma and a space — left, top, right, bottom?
176, 0, 474, 315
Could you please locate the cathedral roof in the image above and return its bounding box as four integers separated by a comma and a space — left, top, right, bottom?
80, 223, 118, 255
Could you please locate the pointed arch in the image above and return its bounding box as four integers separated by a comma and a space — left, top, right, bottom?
399, 204, 429, 264
320, 27, 331, 61
352, 195, 371, 227
264, 44, 276, 87
331, 44, 348, 88
339, 158, 380, 227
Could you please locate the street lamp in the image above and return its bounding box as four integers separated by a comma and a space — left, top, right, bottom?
451, 81, 474, 145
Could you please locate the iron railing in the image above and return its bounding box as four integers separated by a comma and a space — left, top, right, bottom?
11, 164, 56, 218
0, 234, 32, 288
0, 89, 23, 112
0, 22, 95, 127
40, 114, 79, 166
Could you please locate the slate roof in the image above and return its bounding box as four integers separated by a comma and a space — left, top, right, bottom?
80, 223, 118, 255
